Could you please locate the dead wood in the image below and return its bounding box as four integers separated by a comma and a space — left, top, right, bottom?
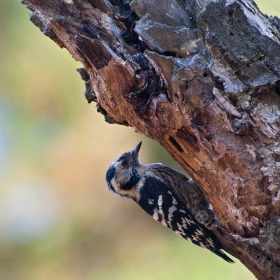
22, 0, 280, 278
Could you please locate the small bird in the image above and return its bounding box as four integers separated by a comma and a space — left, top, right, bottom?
106, 142, 234, 263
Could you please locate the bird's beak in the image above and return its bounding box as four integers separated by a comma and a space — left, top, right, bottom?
131, 141, 142, 158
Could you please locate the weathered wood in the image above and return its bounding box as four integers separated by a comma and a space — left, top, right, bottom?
22, 0, 280, 278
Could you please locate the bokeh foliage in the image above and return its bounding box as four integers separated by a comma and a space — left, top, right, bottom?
0, 1, 278, 279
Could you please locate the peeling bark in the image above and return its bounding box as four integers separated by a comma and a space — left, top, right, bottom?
22, 0, 280, 278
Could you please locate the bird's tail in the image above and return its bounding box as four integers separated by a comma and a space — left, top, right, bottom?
213, 249, 234, 263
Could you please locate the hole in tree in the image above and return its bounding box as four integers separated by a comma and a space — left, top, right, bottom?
213, 76, 224, 91
169, 136, 183, 152
275, 80, 280, 96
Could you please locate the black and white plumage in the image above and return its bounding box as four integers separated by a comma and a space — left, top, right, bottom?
106, 142, 233, 263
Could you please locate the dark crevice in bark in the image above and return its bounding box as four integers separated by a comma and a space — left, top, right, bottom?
169, 136, 184, 152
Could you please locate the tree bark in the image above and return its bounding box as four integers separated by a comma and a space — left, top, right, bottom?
22, 0, 280, 278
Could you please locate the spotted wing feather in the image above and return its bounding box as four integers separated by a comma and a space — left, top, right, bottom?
138, 175, 234, 263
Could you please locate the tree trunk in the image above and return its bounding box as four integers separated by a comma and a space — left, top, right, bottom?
22, 0, 280, 278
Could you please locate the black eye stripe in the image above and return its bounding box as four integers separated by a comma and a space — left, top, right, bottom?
116, 155, 130, 166
117, 155, 126, 162
121, 171, 140, 190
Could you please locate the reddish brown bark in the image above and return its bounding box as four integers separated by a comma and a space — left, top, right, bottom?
22, 0, 280, 278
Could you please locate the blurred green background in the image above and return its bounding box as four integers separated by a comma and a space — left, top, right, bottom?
0, 1, 279, 279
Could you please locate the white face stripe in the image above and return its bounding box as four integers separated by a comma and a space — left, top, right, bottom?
110, 176, 144, 202
110, 178, 119, 192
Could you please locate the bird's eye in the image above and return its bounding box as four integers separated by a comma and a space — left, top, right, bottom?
122, 159, 128, 166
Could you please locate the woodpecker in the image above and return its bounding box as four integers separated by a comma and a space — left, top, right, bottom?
106, 142, 233, 263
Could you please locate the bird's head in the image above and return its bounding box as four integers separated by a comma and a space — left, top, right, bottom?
106, 142, 142, 200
